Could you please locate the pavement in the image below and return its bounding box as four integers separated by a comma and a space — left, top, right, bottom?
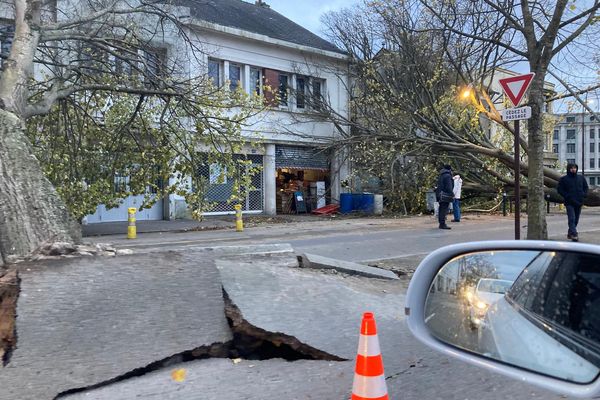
81, 214, 334, 237
4, 210, 600, 399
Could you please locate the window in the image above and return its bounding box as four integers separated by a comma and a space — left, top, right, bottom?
312, 79, 323, 110
567, 158, 576, 165
553, 130, 559, 141
249, 67, 262, 95
208, 59, 220, 85
591, 142, 596, 153
279, 74, 289, 107
567, 143, 576, 153
0, 24, 14, 69
229, 63, 241, 91
590, 128, 595, 139
142, 48, 166, 87
591, 158, 596, 169
209, 163, 227, 184
566, 129, 576, 140
590, 177, 596, 186
552, 144, 559, 154
566, 116, 576, 123
296, 76, 306, 109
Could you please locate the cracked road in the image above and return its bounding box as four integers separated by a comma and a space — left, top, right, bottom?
3, 211, 599, 399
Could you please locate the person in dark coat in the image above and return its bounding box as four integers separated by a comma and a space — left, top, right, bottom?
436, 164, 454, 229
557, 163, 588, 242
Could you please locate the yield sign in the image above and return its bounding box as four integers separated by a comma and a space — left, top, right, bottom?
499, 73, 535, 107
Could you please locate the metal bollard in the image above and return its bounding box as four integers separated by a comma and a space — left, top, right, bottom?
127, 207, 137, 239
234, 204, 243, 232
502, 192, 507, 216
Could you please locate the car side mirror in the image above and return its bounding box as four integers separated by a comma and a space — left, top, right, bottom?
405, 241, 600, 398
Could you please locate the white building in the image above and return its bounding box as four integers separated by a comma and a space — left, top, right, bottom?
552, 113, 600, 186
76, 0, 351, 222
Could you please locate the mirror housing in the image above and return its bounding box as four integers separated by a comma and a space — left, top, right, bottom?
406, 240, 600, 398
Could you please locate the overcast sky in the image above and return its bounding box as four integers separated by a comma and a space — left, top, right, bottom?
256, 0, 360, 38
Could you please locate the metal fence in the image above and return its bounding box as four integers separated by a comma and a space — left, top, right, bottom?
198, 154, 263, 214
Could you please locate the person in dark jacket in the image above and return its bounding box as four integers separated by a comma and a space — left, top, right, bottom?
557, 163, 588, 242
436, 164, 454, 229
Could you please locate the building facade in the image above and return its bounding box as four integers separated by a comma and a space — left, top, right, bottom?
552, 113, 600, 186
82, 0, 351, 222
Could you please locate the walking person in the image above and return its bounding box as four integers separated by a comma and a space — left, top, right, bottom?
436, 164, 454, 229
452, 174, 463, 222
557, 163, 588, 242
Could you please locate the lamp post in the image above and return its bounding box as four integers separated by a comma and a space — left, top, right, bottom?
582, 92, 588, 177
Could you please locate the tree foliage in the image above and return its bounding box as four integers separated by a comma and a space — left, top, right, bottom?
320, 0, 600, 229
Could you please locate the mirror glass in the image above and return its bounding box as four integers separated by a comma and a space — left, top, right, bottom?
425, 250, 600, 383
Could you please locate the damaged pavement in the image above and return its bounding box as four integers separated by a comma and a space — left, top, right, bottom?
1, 244, 572, 400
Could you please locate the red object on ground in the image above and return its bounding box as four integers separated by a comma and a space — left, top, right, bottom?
311, 204, 339, 215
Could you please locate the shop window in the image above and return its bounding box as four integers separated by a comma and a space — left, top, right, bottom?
209, 163, 227, 184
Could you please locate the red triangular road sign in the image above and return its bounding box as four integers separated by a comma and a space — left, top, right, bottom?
499, 73, 535, 107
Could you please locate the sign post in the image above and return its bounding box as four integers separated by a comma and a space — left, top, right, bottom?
498, 73, 535, 240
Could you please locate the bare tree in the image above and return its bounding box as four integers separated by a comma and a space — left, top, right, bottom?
319, 0, 600, 237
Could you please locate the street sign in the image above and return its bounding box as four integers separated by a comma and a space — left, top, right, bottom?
499, 73, 535, 107
501, 106, 532, 121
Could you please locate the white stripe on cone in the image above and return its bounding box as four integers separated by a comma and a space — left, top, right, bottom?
357, 334, 381, 357
352, 374, 388, 398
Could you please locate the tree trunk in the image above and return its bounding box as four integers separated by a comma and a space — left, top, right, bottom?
525, 77, 548, 240
0, 110, 80, 263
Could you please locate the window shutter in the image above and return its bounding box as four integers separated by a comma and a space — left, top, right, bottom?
263, 69, 279, 107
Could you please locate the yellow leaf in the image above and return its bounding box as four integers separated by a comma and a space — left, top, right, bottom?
171, 368, 187, 382
570, 4, 576, 10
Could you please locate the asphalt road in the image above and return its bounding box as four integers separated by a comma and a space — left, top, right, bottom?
97, 210, 600, 264
83, 210, 600, 400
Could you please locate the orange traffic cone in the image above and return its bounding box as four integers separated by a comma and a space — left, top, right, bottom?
351, 312, 389, 400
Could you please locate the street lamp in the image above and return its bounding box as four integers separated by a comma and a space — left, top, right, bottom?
582, 95, 594, 177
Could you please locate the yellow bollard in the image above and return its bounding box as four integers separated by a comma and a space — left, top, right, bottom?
127, 207, 137, 239
234, 204, 243, 232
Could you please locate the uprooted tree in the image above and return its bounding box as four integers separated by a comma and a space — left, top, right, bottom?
0, 0, 263, 264
319, 0, 600, 237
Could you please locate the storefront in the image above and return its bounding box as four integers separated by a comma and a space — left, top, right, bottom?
275, 145, 330, 213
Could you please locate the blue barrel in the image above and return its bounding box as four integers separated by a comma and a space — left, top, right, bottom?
352, 193, 363, 211
340, 193, 353, 214
362, 194, 375, 214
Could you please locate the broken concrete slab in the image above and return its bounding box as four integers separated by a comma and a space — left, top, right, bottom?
61, 358, 353, 400
0, 251, 232, 400
216, 253, 405, 368
301, 252, 399, 280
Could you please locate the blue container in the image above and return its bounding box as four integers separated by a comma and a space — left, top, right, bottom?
352, 193, 363, 211
362, 194, 375, 214
340, 193, 353, 214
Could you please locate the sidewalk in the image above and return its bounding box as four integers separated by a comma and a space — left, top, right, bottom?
81, 214, 333, 237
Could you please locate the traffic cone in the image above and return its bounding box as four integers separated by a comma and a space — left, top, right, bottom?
351, 312, 389, 400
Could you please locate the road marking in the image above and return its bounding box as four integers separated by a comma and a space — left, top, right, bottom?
361, 252, 430, 263
424, 313, 436, 323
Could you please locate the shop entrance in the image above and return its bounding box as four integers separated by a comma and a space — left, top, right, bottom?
276, 168, 329, 214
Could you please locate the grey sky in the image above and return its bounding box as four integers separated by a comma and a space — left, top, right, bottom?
256, 0, 360, 38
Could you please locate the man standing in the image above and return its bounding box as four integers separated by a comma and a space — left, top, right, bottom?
557, 163, 588, 242
452, 174, 463, 222
436, 164, 454, 229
